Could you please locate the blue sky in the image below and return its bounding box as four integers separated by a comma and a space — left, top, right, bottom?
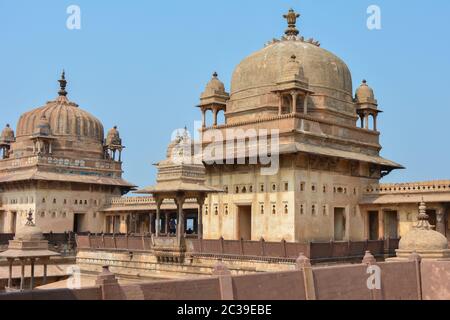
0, 0, 449, 187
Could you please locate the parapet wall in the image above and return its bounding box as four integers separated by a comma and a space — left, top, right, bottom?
1, 255, 449, 300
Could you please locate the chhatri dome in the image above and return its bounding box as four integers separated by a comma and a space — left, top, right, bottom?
1, 124, 15, 143
355, 80, 378, 106
12, 71, 105, 159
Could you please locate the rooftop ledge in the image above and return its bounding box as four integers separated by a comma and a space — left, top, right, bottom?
365, 180, 450, 195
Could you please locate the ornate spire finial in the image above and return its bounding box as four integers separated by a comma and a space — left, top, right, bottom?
283, 8, 300, 38
212, 72, 218, 78
416, 198, 431, 230
58, 70, 68, 97
26, 209, 35, 226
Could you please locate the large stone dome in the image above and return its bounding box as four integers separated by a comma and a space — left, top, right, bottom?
16, 99, 104, 142
231, 40, 352, 99
10, 72, 106, 159
226, 9, 354, 121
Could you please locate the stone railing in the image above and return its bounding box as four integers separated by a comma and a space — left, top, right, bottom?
109, 196, 155, 205
0, 155, 122, 173
76, 235, 399, 262
106, 196, 199, 207
364, 180, 450, 195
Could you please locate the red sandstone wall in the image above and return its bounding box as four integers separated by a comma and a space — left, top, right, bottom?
231, 271, 307, 300
120, 278, 221, 300
313, 264, 372, 300
0, 287, 101, 300
378, 262, 420, 300
421, 260, 450, 300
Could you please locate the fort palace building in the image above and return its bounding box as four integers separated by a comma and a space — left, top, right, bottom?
0, 9, 449, 246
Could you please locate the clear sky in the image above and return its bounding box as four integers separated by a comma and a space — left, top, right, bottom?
0, 0, 449, 188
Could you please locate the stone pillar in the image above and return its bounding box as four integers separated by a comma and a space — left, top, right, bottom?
164, 212, 169, 235
303, 93, 309, 115
278, 93, 283, 116
212, 261, 234, 300
155, 198, 163, 237
95, 266, 123, 300
20, 258, 25, 291
197, 195, 206, 239
373, 114, 377, 131
364, 113, 370, 129
201, 109, 206, 128
175, 195, 186, 245
291, 91, 298, 114
7, 258, 13, 289
43, 261, 48, 285
213, 108, 218, 127
295, 254, 316, 300
378, 211, 385, 240
436, 206, 446, 236
30, 258, 35, 290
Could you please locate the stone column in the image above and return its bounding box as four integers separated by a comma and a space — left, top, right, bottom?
164, 212, 169, 235
213, 108, 218, 127
197, 195, 206, 240
175, 195, 186, 245
373, 114, 377, 131
155, 197, 163, 237
303, 93, 309, 115
436, 206, 446, 236
364, 113, 370, 130
7, 258, 13, 289
291, 91, 298, 114
278, 93, 283, 116
30, 258, 35, 290
43, 260, 48, 285
378, 211, 385, 240
201, 109, 206, 128
20, 258, 25, 291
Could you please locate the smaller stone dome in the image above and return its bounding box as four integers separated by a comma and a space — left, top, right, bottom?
201, 72, 227, 98
281, 55, 303, 80
105, 126, 122, 147
355, 80, 377, 105
399, 201, 449, 252
399, 228, 448, 251
33, 114, 52, 137
1, 124, 15, 143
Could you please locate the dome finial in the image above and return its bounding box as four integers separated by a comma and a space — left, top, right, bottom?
58, 70, 68, 97
283, 8, 300, 38
212, 72, 218, 78
26, 209, 35, 226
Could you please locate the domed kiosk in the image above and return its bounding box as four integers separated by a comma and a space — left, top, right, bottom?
0, 210, 60, 291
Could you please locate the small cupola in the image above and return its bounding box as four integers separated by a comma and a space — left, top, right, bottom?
355, 79, 377, 106
355, 80, 382, 131
198, 72, 230, 128
31, 114, 56, 156
272, 54, 313, 115
104, 126, 125, 162
33, 114, 52, 137
0, 124, 15, 159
